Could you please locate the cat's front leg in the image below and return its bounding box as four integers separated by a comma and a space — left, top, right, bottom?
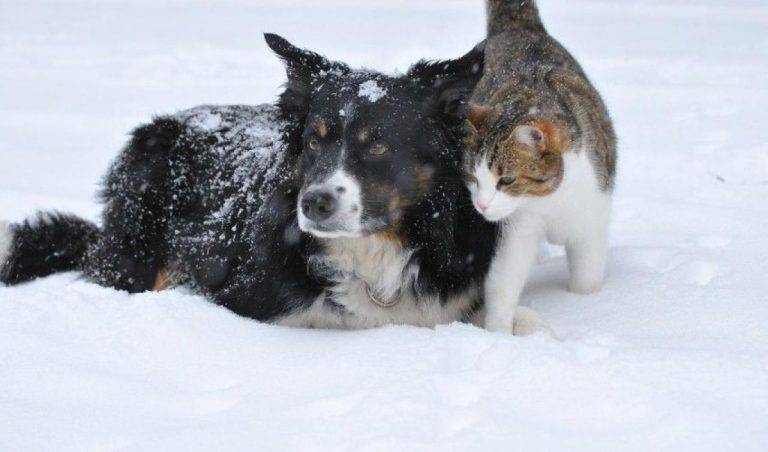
484, 221, 542, 334
566, 229, 608, 295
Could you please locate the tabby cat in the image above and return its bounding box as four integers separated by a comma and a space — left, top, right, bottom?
465, 0, 617, 334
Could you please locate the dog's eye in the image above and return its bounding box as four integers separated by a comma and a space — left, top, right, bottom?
498, 176, 517, 186
308, 138, 321, 151
369, 143, 388, 156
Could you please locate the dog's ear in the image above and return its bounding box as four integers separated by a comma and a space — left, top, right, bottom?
264, 33, 349, 120
408, 41, 485, 122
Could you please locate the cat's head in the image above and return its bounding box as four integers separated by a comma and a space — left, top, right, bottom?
463, 104, 570, 222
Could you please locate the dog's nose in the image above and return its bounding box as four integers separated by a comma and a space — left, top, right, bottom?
301, 190, 338, 222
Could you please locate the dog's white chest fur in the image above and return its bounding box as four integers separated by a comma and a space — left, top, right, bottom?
277, 235, 478, 329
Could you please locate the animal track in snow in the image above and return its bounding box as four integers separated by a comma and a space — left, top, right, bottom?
437, 409, 481, 439
668, 260, 719, 286
181, 388, 243, 416
619, 248, 679, 273
618, 248, 719, 286
697, 235, 732, 249
287, 391, 368, 418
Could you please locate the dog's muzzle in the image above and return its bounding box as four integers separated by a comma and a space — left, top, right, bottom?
297, 170, 363, 238
300, 189, 338, 223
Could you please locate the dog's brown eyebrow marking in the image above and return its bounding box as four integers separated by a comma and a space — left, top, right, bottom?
415, 165, 436, 193
315, 121, 328, 138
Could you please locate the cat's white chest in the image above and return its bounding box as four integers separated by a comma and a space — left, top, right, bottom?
523, 149, 611, 244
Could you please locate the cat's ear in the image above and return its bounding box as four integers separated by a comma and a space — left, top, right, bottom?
512, 121, 571, 153
466, 104, 501, 133
513, 125, 546, 149
264, 33, 349, 119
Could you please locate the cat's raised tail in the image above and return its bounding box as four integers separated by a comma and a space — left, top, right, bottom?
486, 0, 545, 36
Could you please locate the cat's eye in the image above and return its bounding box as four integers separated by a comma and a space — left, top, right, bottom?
308, 137, 321, 151
369, 143, 389, 156
498, 176, 517, 186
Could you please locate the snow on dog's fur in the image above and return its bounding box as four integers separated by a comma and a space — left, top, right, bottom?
1, 34, 503, 329
0, 221, 13, 272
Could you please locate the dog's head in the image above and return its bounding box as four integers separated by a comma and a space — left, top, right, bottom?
266, 33, 483, 239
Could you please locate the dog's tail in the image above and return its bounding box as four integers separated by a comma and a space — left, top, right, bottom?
486, 0, 545, 36
0, 212, 99, 285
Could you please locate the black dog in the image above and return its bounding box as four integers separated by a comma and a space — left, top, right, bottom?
0, 34, 498, 328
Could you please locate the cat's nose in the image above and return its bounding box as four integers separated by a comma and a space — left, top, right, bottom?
476, 202, 490, 213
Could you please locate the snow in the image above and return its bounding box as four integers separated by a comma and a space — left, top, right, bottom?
358, 80, 387, 102
0, 221, 11, 264
171, 104, 288, 224
1, 0, 768, 450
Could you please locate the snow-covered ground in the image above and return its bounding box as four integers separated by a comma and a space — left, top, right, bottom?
1, 0, 767, 450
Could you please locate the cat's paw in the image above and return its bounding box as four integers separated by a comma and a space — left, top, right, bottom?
484, 307, 553, 337
513, 306, 553, 337
484, 316, 514, 335
568, 276, 603, 295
